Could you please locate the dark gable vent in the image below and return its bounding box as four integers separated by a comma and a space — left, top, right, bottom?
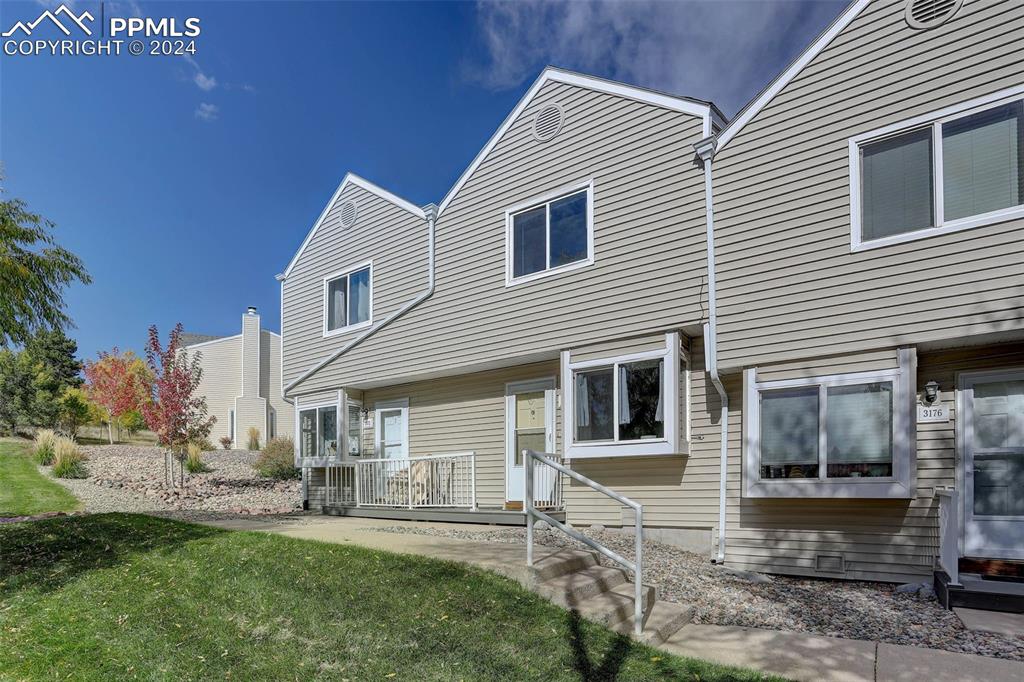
533, 103, 565, 142
338, 200, 358, 230
905, 0, 962, 30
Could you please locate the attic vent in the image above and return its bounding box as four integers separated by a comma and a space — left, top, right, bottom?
338, 200, 358, 229
905, 0, 962, 29
533, 103, 564, 142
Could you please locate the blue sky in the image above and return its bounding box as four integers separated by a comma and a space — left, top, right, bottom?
0, 0, 847, 361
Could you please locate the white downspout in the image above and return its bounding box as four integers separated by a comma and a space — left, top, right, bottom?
695, 137, 729, 564
281, 203, 438, 397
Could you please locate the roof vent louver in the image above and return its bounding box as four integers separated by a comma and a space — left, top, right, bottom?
532, 103, 564, 142
338, 200, 358, 230
905, 0, 962, 29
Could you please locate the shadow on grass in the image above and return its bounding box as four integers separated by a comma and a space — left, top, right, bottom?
567, 609, 634, 681
0, 513, 222, 596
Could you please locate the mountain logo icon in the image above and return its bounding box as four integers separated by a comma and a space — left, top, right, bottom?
2, 4, 94, 38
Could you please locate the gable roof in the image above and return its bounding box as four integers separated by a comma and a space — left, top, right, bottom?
436, 66, 725, 218
280, 173, 426, 280
713, 0, 869, 152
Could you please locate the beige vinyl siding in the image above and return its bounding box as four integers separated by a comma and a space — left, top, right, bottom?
287, 80, 709, 394
569, 332, 668, 363
262, 332, 293, 441
565, 335, 721, 533
281, 182, 429, 389
724, 348, 934, 582
188, 337, 242, 444
305, 361, 559, 509
363, 362, 560, 508
713, 0, 1024, 371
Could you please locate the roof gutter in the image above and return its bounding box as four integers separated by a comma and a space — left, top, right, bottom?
281, 203, 437, 397
695, 135, 728, 564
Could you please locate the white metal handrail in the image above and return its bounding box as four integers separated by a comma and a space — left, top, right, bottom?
524, 449, 645, 636
356, 451, 477, 509
935, 487, 960, 586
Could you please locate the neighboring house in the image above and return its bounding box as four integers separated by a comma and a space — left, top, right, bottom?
278, 0, 1024, 607
183, 307, 293, 448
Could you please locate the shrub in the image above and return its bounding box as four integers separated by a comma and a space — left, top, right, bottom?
33, 429, 58, 465
191, 437, 215, 452
52, 437, 87, 478
247, 426, 261, 451
255, 437, 298, 480
219, 435, 233, 450
184, 441, 210, 474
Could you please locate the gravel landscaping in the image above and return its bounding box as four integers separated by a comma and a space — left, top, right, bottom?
45, 445, 303, 520
371, 524, 1024, 661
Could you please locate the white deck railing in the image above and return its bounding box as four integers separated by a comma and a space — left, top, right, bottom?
524, 449, 645, 636
324, 462, 358, 507
935, 487, 960, 586
353, 452, 477, 509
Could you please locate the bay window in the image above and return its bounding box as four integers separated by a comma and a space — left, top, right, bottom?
299, 405, 339, 459
506, 181, 594, 285
744, 349, 915, 498
850, 87, 1024, 250
563, 332, 682, 459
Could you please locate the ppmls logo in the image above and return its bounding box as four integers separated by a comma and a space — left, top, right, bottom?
2, 4, 94, 37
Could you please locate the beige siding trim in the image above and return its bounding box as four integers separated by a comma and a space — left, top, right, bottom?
713, 0, 1024, 371
284, 76, 710, 393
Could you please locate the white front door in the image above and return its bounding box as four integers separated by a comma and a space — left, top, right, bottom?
375, 399, 409, 459
962, 370, 1024, 559
505, 378, 555, 504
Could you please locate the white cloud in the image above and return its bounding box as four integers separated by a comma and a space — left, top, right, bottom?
194, 103, 219, 122
183, 54, 217, 92
194, 72, 217, 92
463, 0, 847, 116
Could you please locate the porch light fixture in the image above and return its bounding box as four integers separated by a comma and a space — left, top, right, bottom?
923, 381, 940, 404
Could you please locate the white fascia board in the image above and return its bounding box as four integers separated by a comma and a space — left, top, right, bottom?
181, 333, 243, 350
715, 0, 870, 152
436, 66, 718, 217
280, 172, 426, 280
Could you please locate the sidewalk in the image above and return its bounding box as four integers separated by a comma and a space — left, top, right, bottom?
204, 515, 1024, 682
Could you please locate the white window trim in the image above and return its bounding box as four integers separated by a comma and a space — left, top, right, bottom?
562, 332, 681, 460
293, 395, 342, 467
849, 84, 1024, 252
743, 348, 917, 499
322, 260, 373, 337
344, 395, 363, 458
374, 398, 410, 458
505, 179, 595, 287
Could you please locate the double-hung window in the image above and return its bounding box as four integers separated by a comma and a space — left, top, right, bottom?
298, 404, 339, 460
323, 263, 372, 335
851, 87, 1024, 250
744, 349, 915, 498
506, 181, 593, 285
563, 332, 683, 459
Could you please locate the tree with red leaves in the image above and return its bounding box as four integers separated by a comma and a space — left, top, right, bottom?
83, 348, 152, 444
141, 323, 215, 453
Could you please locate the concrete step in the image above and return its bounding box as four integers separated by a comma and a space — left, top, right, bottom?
571, 581, 658, 627
611, 601, 696, 646
537, 565, 628, 606
528, 549, 599, 582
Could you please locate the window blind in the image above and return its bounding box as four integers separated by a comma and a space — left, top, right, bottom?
861, 127, 934, 240
760, 388, 819, 465
943, 101, 1023, 221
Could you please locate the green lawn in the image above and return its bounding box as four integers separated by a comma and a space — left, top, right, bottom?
0, 514, 781, 681
0, 439, 79, 517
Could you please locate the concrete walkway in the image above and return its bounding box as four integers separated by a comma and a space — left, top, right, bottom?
204, 515, 1024, 682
